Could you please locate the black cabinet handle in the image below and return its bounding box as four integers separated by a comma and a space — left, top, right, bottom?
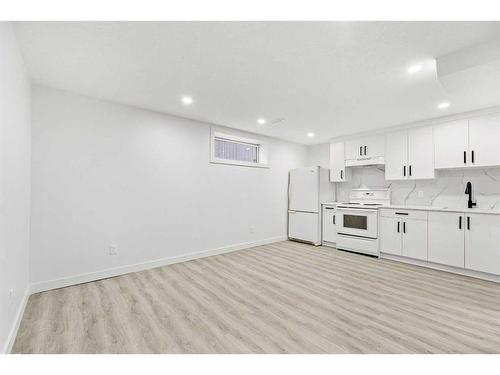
472, 150, 475, 164
467, 216, 470, 230
364, 146, 367, 156
397, 221, 400, 233
464, 151, 467, 164
403, 221, 406, 233
340, 170, 343, 180
333, 215, 336, 225
403, 165, 406, 177
395, 212, 409, 215
409, 165, 412, 177
359, 146, 362, 156
459, 216, 462, 229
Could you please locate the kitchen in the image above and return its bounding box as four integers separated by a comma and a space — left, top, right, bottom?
290, 112, 500, 282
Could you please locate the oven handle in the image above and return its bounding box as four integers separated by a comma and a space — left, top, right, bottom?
337, 233, 378, 240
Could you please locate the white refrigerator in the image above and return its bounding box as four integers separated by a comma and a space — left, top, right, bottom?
288, 166, 335, 245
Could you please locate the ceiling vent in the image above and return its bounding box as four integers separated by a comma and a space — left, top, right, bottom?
270, 117, 285, 125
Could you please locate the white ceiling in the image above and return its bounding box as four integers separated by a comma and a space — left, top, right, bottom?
13, 22, 500, 144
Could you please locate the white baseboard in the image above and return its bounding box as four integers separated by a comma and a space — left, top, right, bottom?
3, 285, 30, 354
381, 253, 500, 283
30, 236, 286, 294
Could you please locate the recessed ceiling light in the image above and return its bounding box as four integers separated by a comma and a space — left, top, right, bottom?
181, 96, 193, 105
257, 118, 267, 125
437, 102, 450, 110
307, 132, 315, 138
407, 64, 423, 74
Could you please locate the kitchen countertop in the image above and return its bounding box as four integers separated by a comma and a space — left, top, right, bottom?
321, 202, 500, 215
382, 205, 500, 215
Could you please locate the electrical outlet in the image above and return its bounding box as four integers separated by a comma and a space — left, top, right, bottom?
109, 244, 118, 255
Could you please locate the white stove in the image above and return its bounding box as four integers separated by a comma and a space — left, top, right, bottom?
335, 188, 390, 257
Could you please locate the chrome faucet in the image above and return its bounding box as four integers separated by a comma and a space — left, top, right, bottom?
464, 181, 477, 209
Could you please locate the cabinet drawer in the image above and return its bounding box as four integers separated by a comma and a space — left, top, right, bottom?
379, 208, 428, 221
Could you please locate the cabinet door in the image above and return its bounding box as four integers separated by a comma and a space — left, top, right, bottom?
428, 211, 464, 267
465, 214, 500, 275
402, 219, 428, 260
322, 207, 337, 243
364, 135, 385, 158
469, 115, 500, 168
379, 216, 402, 255
330, 142, 349, 182
344, 139, 363, 160
433, 120, 469, 169
408, 126, 435, 179
385, 130, 408, 180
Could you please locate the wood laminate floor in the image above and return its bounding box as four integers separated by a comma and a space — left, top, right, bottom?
12, 241, 500, 353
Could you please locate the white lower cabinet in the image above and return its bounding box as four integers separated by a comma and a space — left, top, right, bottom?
401, 219, 427, 260
381, 208, 500, 278
465, 213, 500, 275
379, 209, 427, 260
428, 211, 465, 268
322, 206, 337, 244
379, 216, 402, 255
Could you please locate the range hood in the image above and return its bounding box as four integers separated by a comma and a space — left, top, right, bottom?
345, 155, 385, 167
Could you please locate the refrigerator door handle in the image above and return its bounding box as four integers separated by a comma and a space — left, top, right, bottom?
288, 181, 292, 209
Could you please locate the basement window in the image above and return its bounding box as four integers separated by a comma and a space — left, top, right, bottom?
210, 128, 269, 168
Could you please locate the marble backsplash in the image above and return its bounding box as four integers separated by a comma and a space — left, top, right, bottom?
336, 166, 500, 210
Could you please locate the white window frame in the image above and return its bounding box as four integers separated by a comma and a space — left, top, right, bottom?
210, 127, 269, 168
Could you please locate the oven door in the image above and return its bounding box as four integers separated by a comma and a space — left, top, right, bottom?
336, 207, 378, 239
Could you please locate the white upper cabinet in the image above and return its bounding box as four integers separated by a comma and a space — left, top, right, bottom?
330, 142, 350, 182
385, 126, 434, 180
433, 120, 469, 169
332, 113, 500, 178
408, 126, 435, 179
384, 130, 407, 180
345, 135, 385, 166
468, 115, 500, 167
434, 115, 500, 169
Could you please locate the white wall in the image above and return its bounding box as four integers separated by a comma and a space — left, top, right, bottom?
0, 23, 31, 353
30, 86, 308, 288
307, 143, 330, 168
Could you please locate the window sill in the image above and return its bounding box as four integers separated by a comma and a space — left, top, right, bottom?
210, 157, 270, 169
